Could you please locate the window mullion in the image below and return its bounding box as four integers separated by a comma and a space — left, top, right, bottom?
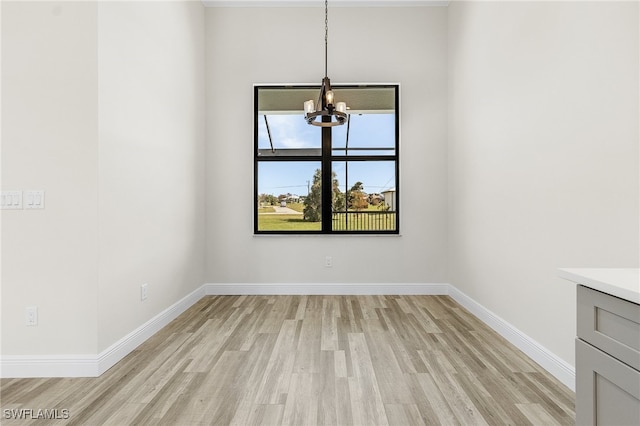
321, 123, 332, 232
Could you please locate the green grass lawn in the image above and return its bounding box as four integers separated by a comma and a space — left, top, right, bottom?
258, 214, 321, 231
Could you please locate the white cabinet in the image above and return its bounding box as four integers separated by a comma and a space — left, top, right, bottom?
575, 285, 640, 425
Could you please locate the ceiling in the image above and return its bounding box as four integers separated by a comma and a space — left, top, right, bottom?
202, 1, 449, 7
257, 86, 396, 115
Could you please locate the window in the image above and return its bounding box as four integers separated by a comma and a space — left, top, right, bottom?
254, 85, 399, 234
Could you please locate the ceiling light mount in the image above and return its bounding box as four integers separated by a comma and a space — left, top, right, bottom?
304, 0, 347, 127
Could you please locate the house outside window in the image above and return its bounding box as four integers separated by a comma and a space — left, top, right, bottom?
254, 85, 399, 234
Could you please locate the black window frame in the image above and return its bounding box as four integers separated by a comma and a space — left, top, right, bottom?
254, 84, 399, 235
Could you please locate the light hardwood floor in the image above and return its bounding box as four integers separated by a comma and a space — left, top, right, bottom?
1, 295, 575, 425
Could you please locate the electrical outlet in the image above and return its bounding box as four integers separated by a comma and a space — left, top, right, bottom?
325, 256, 333, 268
26, 306, 38, 326
141, 283, 148, 301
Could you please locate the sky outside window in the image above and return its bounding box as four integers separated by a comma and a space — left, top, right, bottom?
257, 113, 396, 197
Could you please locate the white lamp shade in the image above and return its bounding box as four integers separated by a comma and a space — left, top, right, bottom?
304, 100, 315, 113
336, 102, 346, 113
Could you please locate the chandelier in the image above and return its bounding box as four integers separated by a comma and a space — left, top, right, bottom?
303, 0, 347, 127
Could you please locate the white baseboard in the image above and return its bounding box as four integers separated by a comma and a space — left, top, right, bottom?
0, 285, 206, 378
96, 285, 206, 376
447, 286, 575, 391
1, 282, 575, 392
204, 282, 450, 295
0, 354, 99, 378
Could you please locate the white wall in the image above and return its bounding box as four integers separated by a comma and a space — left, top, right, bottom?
1, 1, 99, 355
97, 1, 206, 352
447, 1, 639, 366
1, 1, 206, 358
205, 6, 448, 284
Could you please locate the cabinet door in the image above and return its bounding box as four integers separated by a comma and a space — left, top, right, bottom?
577, 285, 640, 371
576, 338, 640, 425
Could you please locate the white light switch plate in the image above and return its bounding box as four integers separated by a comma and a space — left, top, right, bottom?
24, 190, 45, 209
1, 191, 23, 209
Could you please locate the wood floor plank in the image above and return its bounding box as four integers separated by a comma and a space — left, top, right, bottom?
281, 373, 317, 426
320, 297, 339, 351
517, 402, 561, 425
402, 372, 442, 424
363, 326, 414, 404
384, 403, 424, 426
227, 333, 279, 426
0, 295, 575, 425
452, 370, 516, 426
243, 403, 284, 426
414, 371, 460, 425
201, 351, 252, 425
347, 332, 389, 426
513, 372, 575, 424
294, 298, 322, 374
152, 372, 208, 425
253, 319, 298, 405
529, 371, 575, 411
316, 351, 338, 426
334, 376, 353, 426
476, 373, 536, 424
420, 352, 489, 425
388, 332, 427, 374
333, 350, 347, 379
132, 368, 198, 424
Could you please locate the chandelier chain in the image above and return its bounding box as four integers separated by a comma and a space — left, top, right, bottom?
304, 0, 347, 127
324, 0, 328, 78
